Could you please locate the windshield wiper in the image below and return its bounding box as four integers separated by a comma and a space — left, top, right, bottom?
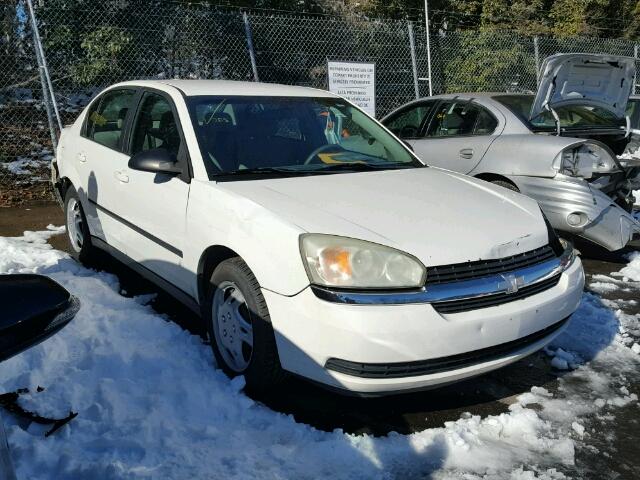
307, 162, 420, 172
213, 167, 306, 177
213, 162, 423, 179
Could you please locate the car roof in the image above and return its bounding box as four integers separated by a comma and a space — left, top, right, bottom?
426, 92, 534, 100
111, 79, 338, 98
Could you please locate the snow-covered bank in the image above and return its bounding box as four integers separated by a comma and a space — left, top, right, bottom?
0, 229, 638, 479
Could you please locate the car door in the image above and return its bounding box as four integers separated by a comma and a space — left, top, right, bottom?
410, 100, 500, 174
118, 89, 192, 292
74, 88, 138, 253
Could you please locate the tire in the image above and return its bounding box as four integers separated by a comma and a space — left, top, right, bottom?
205, 257, 285, 394
64, 187, 99, 265
490, 179, 520, 193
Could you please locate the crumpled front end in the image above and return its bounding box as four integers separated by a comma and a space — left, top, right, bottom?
589, 163, 640, 212
508, 174, 640, 251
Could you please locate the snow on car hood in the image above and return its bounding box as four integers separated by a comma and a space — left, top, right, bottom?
218, 167, 549, 266
531, 53, 635, 120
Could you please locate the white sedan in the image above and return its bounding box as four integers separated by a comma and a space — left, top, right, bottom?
53, 80, 584, 395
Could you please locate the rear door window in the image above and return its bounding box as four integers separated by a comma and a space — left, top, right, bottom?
84, 89, 136, 151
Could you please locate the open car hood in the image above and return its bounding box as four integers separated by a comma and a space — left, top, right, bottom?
531, 53, 635, 121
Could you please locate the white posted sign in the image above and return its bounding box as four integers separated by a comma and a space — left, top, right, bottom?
327, 61, 376, 117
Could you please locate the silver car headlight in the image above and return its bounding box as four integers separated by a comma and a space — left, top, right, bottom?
552, 142, 617, 179
558, 238, 576, 270
300, 234, 427, 289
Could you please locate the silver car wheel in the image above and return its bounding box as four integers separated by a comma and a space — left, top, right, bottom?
212, 281, 254, 372
66, 197, 84, 253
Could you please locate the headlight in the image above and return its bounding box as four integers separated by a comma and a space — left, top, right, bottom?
300, 234, 427, 289
552, 142, 617, 179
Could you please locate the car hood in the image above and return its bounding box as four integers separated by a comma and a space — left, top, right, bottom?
531, 53, 635, 121
217, 168, 549, 266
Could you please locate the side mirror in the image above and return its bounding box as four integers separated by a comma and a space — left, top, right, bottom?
0, 274, 79, 362
128, 148, 182, 175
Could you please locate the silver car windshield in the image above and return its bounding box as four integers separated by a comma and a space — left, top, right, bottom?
187, 96, 422, 178
494, 95, 624, 131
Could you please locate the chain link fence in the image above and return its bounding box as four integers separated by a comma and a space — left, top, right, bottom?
2, 0, 640, 204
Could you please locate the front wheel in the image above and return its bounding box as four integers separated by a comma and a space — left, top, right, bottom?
206, 257, 285, 394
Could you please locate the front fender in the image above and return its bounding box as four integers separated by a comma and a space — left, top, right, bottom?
184, 181, 310, 298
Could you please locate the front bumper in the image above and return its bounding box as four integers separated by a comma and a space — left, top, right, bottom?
509, 175, 640, 251
264, 257, 584, 395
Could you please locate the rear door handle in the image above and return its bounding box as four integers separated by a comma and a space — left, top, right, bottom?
459, 148, 474, 159
77, 153, 87, 163
114, 170, 129, 183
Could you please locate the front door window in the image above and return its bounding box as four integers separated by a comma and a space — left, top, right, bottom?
131, 93, 181, 157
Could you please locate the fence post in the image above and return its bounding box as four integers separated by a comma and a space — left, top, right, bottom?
634, 44, 638, 95
26, 0, 62, 135
27, 1, 57, 150
407, 21, 420, 99
533, 36, 541, 86
243, 12, 259, 82
423, 2, 433, 96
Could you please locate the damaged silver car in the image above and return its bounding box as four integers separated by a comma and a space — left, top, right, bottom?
382, 53, 640, 251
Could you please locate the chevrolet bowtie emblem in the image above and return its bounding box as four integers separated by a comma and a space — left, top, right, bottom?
501, 273, 525, 294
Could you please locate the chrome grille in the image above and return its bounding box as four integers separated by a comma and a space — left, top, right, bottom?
432, 273, 562, 314
426, 245, 557, 285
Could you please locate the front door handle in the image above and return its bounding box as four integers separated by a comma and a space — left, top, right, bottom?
459, 148, 474, 159
114, 170, 129, 183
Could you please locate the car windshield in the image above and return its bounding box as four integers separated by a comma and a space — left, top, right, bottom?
493, 94, 624, 131
187, 96, 423, 178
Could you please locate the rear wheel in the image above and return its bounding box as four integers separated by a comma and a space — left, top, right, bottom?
206, 257, 285, 394
64, 187, 99, 265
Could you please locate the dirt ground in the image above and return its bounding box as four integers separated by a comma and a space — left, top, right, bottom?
1, 202, 638, 478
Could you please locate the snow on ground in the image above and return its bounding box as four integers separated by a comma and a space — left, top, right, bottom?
1, 148, 52, 181
0, 229, 639, 479
588, 281, 619, 294
615, 252, 640, 282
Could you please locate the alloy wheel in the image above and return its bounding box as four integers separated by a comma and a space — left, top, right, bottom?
66, 198, 84, 253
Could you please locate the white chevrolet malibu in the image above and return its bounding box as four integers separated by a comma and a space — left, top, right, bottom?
53, 80, 585, 395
